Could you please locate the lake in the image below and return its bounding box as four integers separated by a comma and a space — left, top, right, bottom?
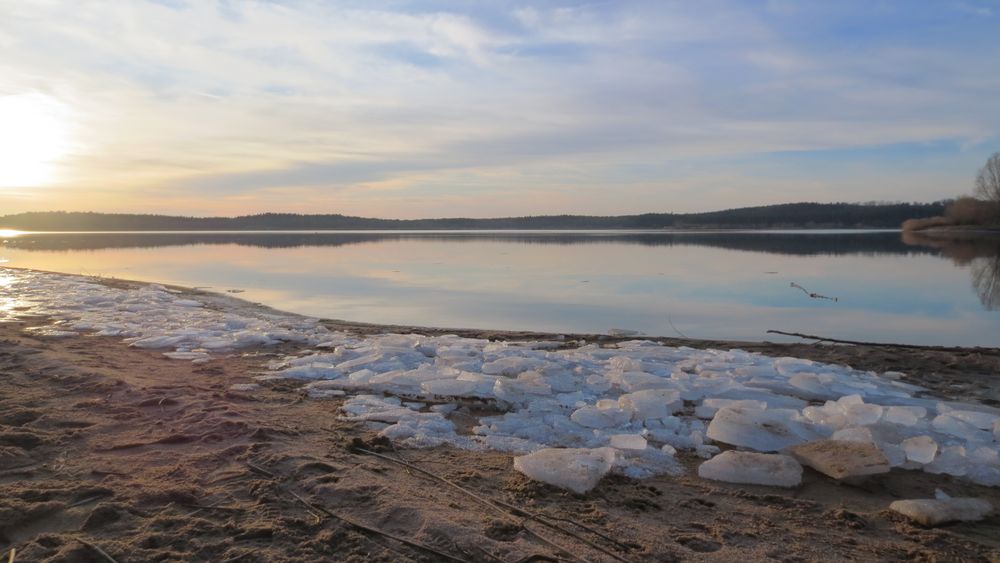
1, 229, 998, 347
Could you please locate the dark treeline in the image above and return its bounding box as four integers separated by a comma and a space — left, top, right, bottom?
2, 230, 945, 258
0, 201, 948, 231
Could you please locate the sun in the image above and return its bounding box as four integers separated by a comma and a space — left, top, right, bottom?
0, 93, 72, 188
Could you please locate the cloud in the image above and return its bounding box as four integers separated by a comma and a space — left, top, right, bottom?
0, 1, 998, 216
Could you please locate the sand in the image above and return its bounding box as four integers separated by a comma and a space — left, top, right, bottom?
1, 280, 999, 562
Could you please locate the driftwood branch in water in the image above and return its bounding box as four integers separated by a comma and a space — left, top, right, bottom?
765, 330, 998, 352
790, 282, 839, 302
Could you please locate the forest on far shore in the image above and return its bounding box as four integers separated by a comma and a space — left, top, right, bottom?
1, 201, 948, 232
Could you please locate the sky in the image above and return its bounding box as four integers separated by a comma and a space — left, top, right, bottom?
1, 0, 999, 218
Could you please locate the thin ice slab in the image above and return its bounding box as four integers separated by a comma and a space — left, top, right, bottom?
698, 451, 802, 487
513, 447, 616, 494
789, 439, 890, 480
890, 498, 993, 526
706, 407, 819, 452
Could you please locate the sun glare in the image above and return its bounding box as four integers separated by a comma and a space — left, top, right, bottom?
0, 93, 72, 188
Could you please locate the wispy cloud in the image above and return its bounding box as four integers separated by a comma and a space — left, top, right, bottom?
0, 0, 998, 216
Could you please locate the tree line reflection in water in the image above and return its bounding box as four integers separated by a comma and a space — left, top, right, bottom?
902, 231, 1000, 310
4, 229, 1000, 311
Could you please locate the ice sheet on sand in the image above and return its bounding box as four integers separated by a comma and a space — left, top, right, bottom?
5, 267, 1000, 488
609, 434, 647, 450
789, 440, 891, 479
890, 497, 993, 526
698, 451, 802, 487
706, 407, 823, 452
513, 447, 616, 493
0, 268, 333, 362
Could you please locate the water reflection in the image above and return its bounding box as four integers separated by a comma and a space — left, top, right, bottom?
1, 230, 998, 346
903, 231, 1000, 310
2, 230, 928, 256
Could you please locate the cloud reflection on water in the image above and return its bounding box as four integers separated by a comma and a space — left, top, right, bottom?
1, 230, 998, 346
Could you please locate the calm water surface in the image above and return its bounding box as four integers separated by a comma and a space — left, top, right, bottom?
2, 230, 998, 347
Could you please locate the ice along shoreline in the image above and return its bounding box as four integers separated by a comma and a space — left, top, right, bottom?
2, 265, 1000, 493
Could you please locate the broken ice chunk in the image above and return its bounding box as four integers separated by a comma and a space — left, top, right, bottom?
482, 356, 548, 377
843, 402, 883, 427
618, 389, 682, 420
706, 407, 822, 452
421, 378, 478, 397
788, 440, 891, 480
901, 435, 938, 465
889, 497, 993, 526
570, 405, 630, 429
493, 377, 552, 403
883, 406, 927, 426
788, 372, 843, 401
609, 434, 647, 450
695, 398, 767, 419
831, 427, 875, 443
945, 409, 999, 431
698, 451, 802, 487
512, 447, 616, 494
932, 415, 991, 443
923, 445, 968, 477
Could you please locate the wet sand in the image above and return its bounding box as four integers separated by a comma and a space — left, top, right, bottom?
1, 278, 999, 562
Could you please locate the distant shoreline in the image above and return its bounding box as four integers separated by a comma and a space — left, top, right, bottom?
2, 227, 905, 234
0, 201, 947, 231
905, 225, 1000, 235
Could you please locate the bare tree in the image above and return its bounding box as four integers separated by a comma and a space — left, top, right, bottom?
975, 151, 1000, 203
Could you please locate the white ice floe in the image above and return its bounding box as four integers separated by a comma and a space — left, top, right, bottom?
890, 492, 994, 526
0, 268, 331, 355
513, 447, 618, 493
3, 266, 1000, 488
788, 439, 891, 479
697, 451, 802, 487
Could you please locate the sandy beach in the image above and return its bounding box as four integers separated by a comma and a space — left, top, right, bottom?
1, 272, 999, 562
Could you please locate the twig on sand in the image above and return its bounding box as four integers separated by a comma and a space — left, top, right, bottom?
0, 464, 39, 478
475, 545, 507, 563
354, 447, 633, 563
245, 461, 469, 563
78, 539, 118, 563
220, 552, 251, 563
67, 494, 111, 509
181, 502, 244, 513
285, 489, 470, 563
245, 461, 275, 478
5, 548, 14, 563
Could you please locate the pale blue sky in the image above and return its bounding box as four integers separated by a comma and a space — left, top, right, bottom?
0, 0, 998, 217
